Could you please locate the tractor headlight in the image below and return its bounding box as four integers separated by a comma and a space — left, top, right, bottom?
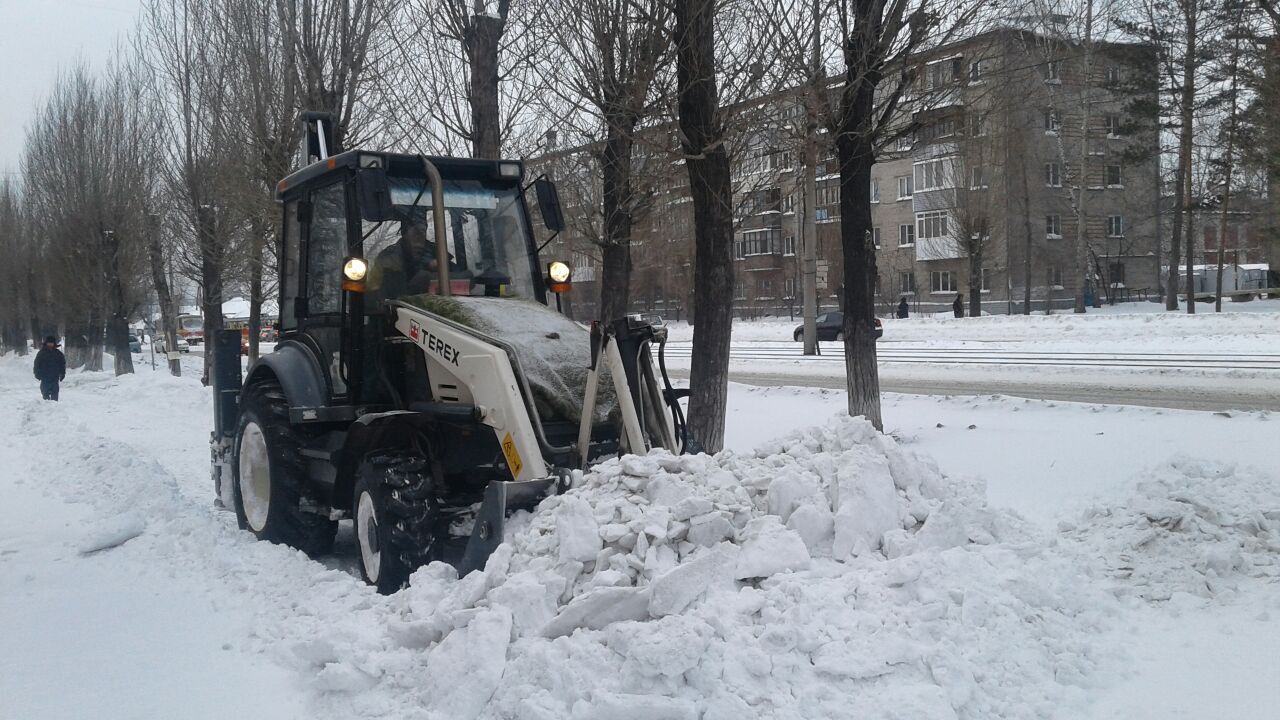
343, 257, 368, 282
548, 261, 572, 283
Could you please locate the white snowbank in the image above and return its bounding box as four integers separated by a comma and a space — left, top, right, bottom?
379, 416, 1112, 719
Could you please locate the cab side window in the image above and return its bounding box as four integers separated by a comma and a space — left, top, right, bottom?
279, 200, 301, 330
307, 182, 348, 315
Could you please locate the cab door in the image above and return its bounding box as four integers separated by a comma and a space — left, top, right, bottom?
300, 178, 356, 401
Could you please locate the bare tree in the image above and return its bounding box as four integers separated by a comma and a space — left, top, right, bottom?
1120, 0, 1226, 312
539, 0, 672, 320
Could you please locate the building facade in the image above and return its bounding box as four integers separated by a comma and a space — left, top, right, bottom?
530, 27, 1161, 320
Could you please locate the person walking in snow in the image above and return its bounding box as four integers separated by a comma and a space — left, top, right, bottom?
33, 335, 66, 401
952, 294, 964, 318
896, 297, 909, 319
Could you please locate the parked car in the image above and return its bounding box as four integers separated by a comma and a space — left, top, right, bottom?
156, 336, 191, 354
128, 334, 142, 353
792, 312, 883, 342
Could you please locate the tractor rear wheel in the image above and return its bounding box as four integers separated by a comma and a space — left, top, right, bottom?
354, 455, 438, 594
232, 380, 337, 556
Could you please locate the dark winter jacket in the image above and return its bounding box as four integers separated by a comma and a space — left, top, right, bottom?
34, 347, 66, 382
952, 297, 964, 318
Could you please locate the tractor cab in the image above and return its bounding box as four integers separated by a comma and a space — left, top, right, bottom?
273, 149, 564, 408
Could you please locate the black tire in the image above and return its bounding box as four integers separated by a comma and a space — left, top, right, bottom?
232, 380, 337, 556
793, 329, 802, 342
354, 455, 438, 594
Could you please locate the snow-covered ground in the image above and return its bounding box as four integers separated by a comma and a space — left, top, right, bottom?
668, 298, 1280, 354
1, 352, 1277, 719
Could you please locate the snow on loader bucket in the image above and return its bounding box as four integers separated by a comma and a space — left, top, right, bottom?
209, 113, 694, 593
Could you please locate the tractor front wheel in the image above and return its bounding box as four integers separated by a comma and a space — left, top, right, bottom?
354, 455, 438, 594
232, 380, 337, 556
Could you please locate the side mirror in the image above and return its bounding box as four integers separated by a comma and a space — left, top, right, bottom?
357, 168, 396, 221
534, 177, 565, 233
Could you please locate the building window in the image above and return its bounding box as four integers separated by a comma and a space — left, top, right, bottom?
735, 281, 747, 300
1043, 108, 1061, 133
899, 272, 916, 294
783, 234, 796, 256
917, 210, 949, 241
897, 134, 913, 151
1048, 266, 1064, 288
739, 228, 781, 256
1104, 114, 1122, 137
1107, 215, 1124, 237
970, 166, 988, 189
1105, 165, 1123, 187
1108, 262, 1126, 285
980, 267, 993, 292
870, 178, 880, 203
914, 158, 951, 191
931, 270, 956, 293
782, 194, 795, 213
970, 112, 988, 136
897, 175, 914, 200
1045, 163, 1062, 187
872, 226, 881, 249
1045, 60, 1062, 83
816, 183, 840, 207
898, 223, 915, 247
1105, 65, 1121, 86
784, 277, 796, 298
1046, 214, 1062, 238
928, 58, 958, 88
969, 60, 983, 82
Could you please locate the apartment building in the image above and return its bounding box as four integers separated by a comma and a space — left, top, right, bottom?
529, 26, 1160, 320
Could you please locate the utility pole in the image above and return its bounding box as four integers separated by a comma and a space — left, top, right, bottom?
800, 0, 820, 355
1073, 0, 1095, 313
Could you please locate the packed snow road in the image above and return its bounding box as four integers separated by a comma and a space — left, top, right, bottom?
1, 355, 1277, 719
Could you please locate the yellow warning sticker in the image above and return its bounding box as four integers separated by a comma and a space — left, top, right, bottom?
501, 432, 524, 479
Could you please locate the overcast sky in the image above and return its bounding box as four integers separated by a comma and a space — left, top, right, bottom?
0, 0, 143, 180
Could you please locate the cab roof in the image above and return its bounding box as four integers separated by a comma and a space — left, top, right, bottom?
275, 150, 525, 201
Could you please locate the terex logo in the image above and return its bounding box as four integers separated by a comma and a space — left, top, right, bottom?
421, 329, 460, 366
408, 319, 421, 341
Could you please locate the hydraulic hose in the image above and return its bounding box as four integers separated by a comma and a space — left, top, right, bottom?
656, 335, 691, 453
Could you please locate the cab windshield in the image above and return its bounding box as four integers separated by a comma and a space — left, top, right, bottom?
362, 177, 538, 308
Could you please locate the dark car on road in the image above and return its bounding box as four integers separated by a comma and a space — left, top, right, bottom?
792, 312, 882, 342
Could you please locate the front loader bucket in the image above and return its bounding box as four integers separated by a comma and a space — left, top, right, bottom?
458, 478, 556, 575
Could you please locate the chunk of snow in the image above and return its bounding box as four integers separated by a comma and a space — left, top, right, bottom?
78, 512, 146, 555
557, 496, 602, 563
734, 517, 811, 579
422, 608, 513, 719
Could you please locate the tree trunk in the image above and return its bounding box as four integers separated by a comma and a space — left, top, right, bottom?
147, 217, 181, 377
65, 321, 89, 370
968, 245, 983, 318
104, 230, 134, 376
802, 112, 819, 353
85, 304, 105, 372
599, 130, 636, 322
836, 65, 883, 431
674, 0, 735, 453
1181, 10, 1198, 314
465, 14, 504, 160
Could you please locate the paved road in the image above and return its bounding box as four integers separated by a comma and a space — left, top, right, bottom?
667, 368, 1280, 413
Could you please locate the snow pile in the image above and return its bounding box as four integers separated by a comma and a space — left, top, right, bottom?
383, 416, 1111, 719
1064, 457, 1280, 601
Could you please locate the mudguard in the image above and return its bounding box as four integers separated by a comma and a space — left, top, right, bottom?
244, 341, 328, 410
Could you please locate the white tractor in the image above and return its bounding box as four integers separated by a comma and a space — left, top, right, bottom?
210, 114, 692, 592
